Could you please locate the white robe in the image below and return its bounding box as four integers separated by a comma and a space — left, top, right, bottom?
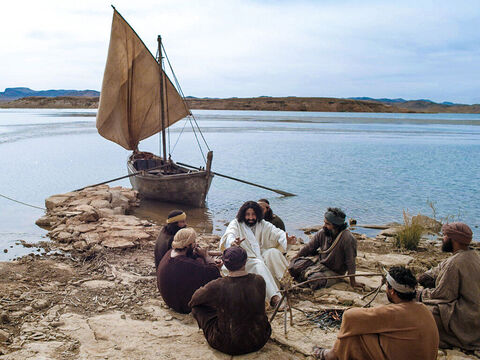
220, 219, 289, 301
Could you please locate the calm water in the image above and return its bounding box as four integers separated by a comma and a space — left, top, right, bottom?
1, 108, 479, 260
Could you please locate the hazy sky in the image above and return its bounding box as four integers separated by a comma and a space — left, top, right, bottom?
1, 0, 479, 103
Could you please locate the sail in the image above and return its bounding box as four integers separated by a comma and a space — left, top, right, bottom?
96, 9, 190, 150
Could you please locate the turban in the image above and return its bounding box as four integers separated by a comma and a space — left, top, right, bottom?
222, 246, 247, 271
171, 228, 196, 249
442, 222, 473, 245
324, 210, 346, 226
166, 211, 186, 224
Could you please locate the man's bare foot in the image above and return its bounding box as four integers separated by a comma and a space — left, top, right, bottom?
312, 346, 327, 360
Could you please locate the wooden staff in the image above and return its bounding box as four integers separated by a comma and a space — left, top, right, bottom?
285, 273, 384, 292
177, 162, 296, 197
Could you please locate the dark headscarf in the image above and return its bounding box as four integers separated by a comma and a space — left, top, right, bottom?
222, 247, 247, 271
324, 209, 346, 226
442, 222, 473, 245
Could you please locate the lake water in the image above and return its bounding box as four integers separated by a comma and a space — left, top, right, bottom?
1, 108, 479, 260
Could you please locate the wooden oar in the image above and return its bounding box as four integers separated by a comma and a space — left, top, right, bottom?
73, 164, 169, 192
177, 162, 296, 197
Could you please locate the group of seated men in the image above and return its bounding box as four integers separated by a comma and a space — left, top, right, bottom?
155, 201, 480, 358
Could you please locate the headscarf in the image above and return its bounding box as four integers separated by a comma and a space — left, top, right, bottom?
442, 222, 473, 245
222, 246, 247, 271
166, 210, 186, 224
324, 209, 346, 226
386, 273, 416, 293
171, 228, 196, 249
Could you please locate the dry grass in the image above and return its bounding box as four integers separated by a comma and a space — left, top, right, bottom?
395, 211, 424, 250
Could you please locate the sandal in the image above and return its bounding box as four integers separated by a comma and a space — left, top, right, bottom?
312, 346, 327, 360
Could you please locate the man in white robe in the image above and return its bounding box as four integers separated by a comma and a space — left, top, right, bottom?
220, 201, 296, 307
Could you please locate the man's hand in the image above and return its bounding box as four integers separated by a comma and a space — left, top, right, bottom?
286, 233, 297, 245
232, 237, 245, 247
214, 258, 224, 268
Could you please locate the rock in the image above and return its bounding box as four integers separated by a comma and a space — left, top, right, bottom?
57, 231, 74, 243
82, 280, 115, 290
90, 244, 104, 253
110, 191, 130, 209
102, 238, 135, 249
90, 199, 111, 209
97, 207, 115, 218
32, 299, 51, 310
72, 240, 88, 251
73, 223, 99, 233
35, 215, 54, 227
0, 312, 10, 324
380, 227, 401, 237
411, 214, 442, 233
112, 207, 125, 215
107, 230, 151, 241
45, 195, 71, 210
81, 232, 101, 245
0, 329, 10, 342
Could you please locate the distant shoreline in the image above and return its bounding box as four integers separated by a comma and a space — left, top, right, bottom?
1, 96, 480, 113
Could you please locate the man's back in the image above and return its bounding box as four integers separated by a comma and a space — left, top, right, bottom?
156, 250, 220, 313
421, 249, 480, 349
190, 273, 271, 355
154, 227, 174, 268
335, 302, 438, 360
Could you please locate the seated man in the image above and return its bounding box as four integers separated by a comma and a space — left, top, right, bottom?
258, 198, 285, 231
313, 266, 439, 360
289, 207, 362, 289
190, 247, 271, 356
157, 227, 221, 314
417, 222, 480, 352
220, 200, 296, 308
154, 210, 187, 269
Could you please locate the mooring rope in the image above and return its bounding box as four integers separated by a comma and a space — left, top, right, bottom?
0, 193, 46, 210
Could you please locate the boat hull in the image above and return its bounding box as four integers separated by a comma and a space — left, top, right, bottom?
127, 159, 213, 208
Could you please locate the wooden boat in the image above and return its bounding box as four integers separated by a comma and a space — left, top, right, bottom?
96, 8, 213, 207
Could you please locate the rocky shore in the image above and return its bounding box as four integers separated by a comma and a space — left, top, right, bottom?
0, 185, 478, 359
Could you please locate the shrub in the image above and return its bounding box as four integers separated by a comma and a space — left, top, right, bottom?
395, 211, 424, 250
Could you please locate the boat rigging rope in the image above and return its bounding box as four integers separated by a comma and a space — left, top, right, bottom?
161, 44, 211, 164
0, 193, 46, 210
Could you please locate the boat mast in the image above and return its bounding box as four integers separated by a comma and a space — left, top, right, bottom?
157, 35, 167, 162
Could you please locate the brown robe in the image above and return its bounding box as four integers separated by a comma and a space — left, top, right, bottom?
419, 249, 480, 351
156, 250, 220, 314
154, 227, 174, 269
332, 302, 439, 360
290, 229, 356, 287
189, 274, 271, 356
266, 214, 285, 231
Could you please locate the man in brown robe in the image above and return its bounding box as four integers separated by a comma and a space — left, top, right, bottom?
417, 222, 480, 352
289, 207, 362, 289
258, 199, 286, 231
189, 246, 271, 356
312, 266, 439, 360
154, 210, 187, 269
156, 227, 221, 314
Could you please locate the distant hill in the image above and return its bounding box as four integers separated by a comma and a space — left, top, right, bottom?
0, 87, 100, 102
1, 92, 479, 113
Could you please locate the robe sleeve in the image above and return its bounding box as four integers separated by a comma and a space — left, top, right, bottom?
423, 263, 441, 280
343, 234, 357, 275
296, 232, 321, 258
420, 259, 459, 305
219, 219, 240, 250
189, 280, 218, 308
262, 220, 287, 252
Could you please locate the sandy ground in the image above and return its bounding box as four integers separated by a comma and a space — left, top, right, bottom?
1, 227, 479, 359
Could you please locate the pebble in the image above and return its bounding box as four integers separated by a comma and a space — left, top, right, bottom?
120, 314, 126, 320
0, 329, 10, 342
32, 299, 51, 310
0, 313, 10, 324
164, 315, 173, 321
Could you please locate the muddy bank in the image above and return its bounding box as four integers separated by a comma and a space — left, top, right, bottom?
0, 185, 478, 359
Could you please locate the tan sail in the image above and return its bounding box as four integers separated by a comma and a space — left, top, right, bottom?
96, 10, 189, 150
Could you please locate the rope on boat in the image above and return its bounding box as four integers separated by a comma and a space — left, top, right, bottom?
0, 193, 45, 210
161, 43, 211, 165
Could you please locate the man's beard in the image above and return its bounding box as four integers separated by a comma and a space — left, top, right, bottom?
245, 218, 257, 227
186, 245, 195, 258
442, 238, 453, 253
323, 226, 336, 237
166, 222, 186, 235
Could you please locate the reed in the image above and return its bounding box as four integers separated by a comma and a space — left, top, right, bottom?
395, 210, 424, 250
